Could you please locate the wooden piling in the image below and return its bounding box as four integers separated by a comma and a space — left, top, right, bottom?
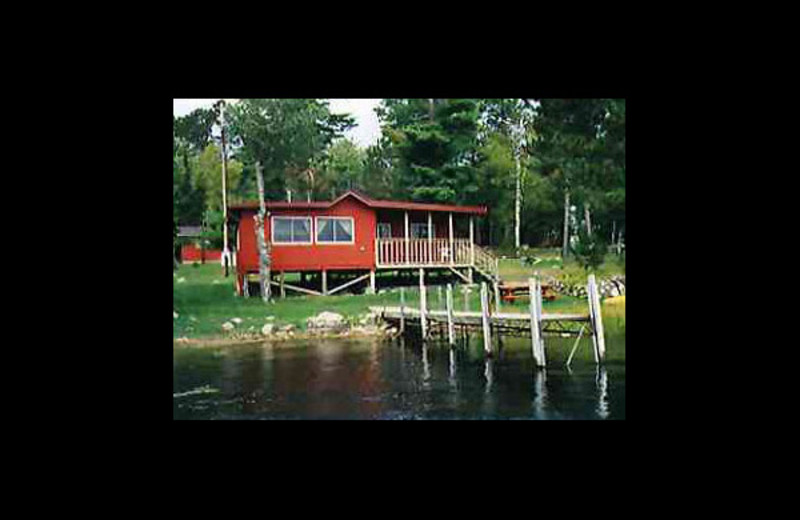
529, 277, 545, 367
446, 283, 455, 346
587, 274, 606, 363
419, 268, 427, 340
480, 282, 492, 355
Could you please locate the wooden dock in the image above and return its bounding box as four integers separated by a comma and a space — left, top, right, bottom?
370, 274, 607, 368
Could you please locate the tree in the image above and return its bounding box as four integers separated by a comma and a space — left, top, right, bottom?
225, 99, 354, 301
226, 99, 354, 201
192, 143, 243, 212
312, 138, 367, 198
532, 98, 609, 257
376, 98, 481, 204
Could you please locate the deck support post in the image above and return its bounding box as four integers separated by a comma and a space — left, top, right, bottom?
467, 266, 473, 284
404, 211, 410, 265
469, 217, 475, 266
280, 271, 286, 298
368, 270, 376, 294
428, 212, 433, 264
529, 277, 546, 368
493, 281, 501, 313
242, 275, 249, 297
322, 269, 328, 295
419, 268, 427, 340
446, 283, 455, 346
587, 274, 606, 363
480, 282, 492, 355
449, 212, 454, 265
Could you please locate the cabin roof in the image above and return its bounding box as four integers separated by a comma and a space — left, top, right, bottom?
228, 190, 488, 215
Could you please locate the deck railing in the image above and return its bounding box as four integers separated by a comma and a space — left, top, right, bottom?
376, 238, 472, 267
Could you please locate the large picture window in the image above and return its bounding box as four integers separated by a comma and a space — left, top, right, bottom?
271, 217, 312, 244
316, 217, 354, 244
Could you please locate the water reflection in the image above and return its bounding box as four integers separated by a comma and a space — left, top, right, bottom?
173, 336, 624, 420
596, 365, 609, 420
532, 368, 547, 419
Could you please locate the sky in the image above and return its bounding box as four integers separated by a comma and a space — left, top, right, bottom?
172, 98, 381, 148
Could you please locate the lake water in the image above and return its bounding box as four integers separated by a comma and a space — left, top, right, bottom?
173, 336, 625, 420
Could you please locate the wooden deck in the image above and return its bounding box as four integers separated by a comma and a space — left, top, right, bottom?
368, 275, 607, 368
371, 307, 589, 324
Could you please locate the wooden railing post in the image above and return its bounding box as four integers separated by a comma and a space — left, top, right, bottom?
449, 212, 454, 265
470, 216, 475, 266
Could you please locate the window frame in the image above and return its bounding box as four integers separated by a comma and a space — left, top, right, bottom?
315, 216, 355, 245
270, 216, 313, 245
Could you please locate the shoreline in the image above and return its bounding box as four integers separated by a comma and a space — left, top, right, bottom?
174, 325, 397, 347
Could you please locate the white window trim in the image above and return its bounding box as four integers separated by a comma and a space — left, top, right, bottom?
315, 216, 355, 245
271, 216, 313, 245
377, 222, 392, 239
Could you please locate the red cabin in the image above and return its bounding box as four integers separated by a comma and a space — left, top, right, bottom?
229, 190, 498, 296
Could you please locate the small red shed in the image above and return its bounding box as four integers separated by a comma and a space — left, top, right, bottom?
229, 190, 497, 296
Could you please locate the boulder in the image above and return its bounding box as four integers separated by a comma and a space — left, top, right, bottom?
173, 311, 179, 320
230, 317, 243, 325
261, 323, 275, 335
306, 311, 347, 331
222, 321, 235, 332
281, 324, 295, 333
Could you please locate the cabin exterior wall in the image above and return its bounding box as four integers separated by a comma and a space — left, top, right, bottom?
236, 196, 376, 274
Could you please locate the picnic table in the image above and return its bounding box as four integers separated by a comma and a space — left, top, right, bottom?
499, 281, 557, 303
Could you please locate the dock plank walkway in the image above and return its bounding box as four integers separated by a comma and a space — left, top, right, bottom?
370, 306, 589, 324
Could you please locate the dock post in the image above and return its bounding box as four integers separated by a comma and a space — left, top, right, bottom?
529, 277, 545, 367
536, 276, 545, 356
587, 274, 606, 363
322, 270, 328, 295
368, 270, 376, 294
446, 283, 455, 346
480, 282, 492, 355
419, 268, 427, 340
399, 287, 406, 334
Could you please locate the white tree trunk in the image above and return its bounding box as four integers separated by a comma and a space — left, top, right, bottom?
562, 187, 570, 259
515, 152, 521, 250
255, 161, 271, 302
584, 204, 592, 236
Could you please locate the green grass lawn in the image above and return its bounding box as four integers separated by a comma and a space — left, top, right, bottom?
174, 259, 625, 341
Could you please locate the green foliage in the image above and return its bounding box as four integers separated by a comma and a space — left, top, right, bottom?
570, 228, 608, 272
377, 99, 480, 204
226, 99, 354, 201
311, 138, 367, 198
192, 144, 243, 211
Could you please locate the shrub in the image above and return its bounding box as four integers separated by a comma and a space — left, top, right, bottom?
570, 228, 608, 272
